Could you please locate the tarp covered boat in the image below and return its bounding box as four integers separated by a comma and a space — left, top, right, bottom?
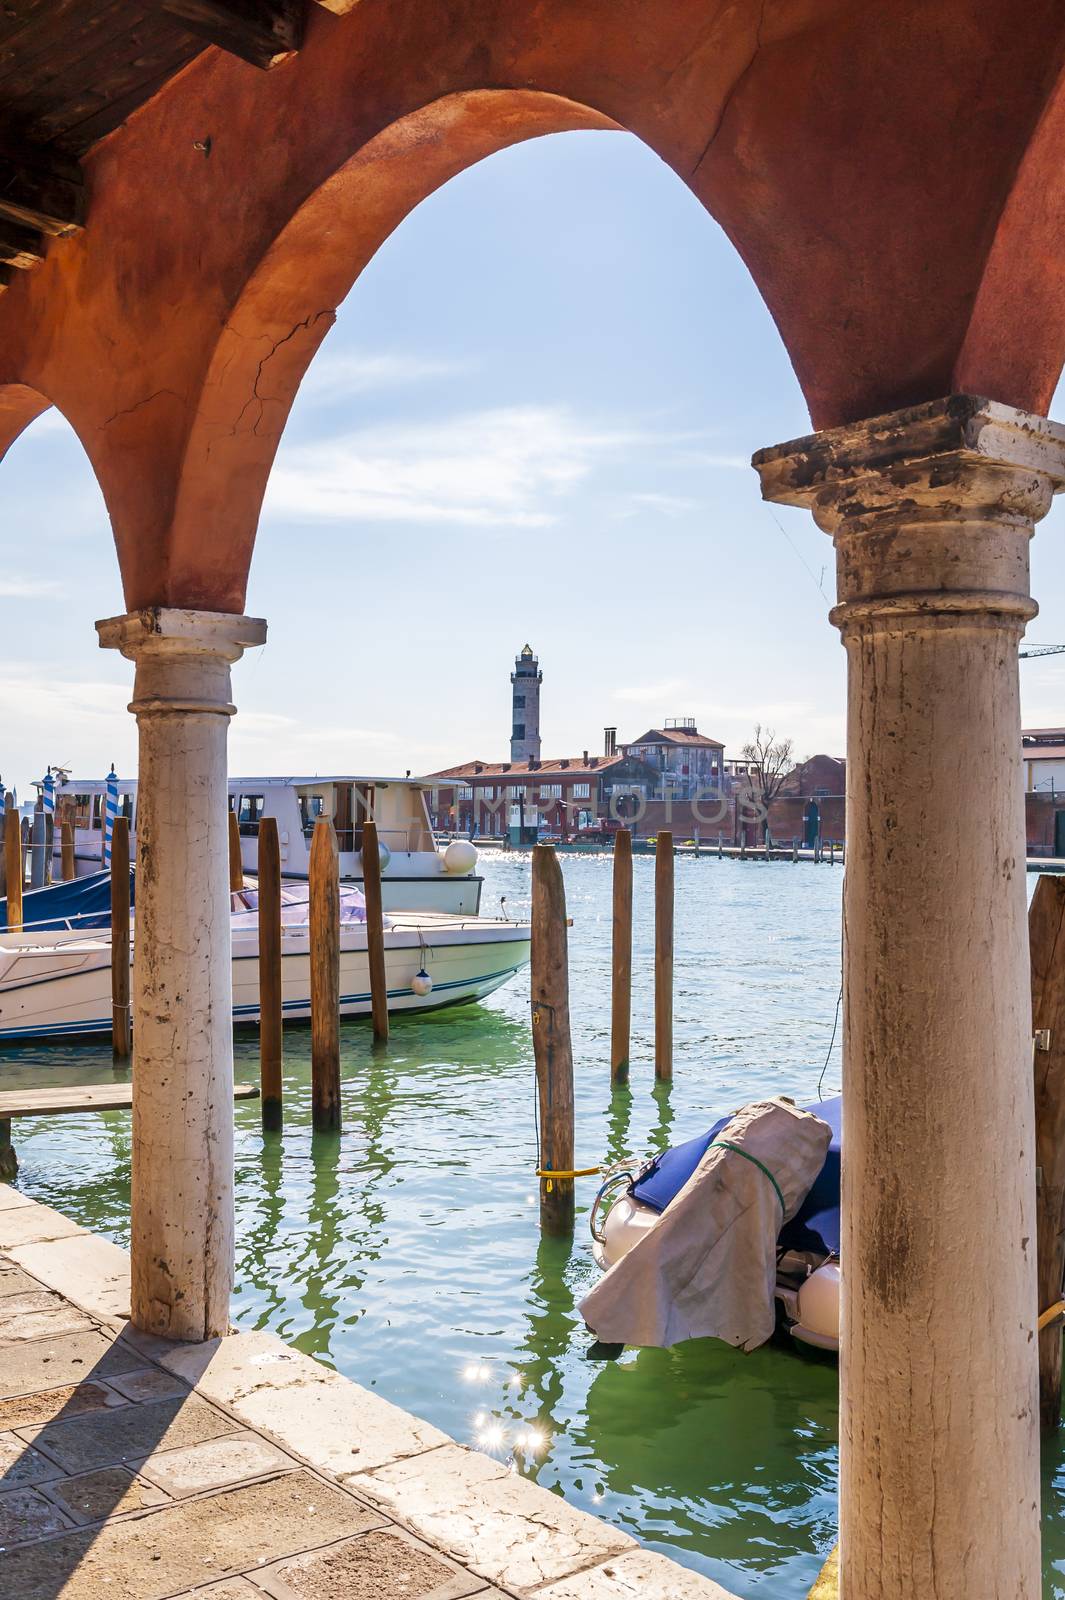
582, 1094, 842, 1354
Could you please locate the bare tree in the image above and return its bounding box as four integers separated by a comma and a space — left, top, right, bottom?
740, 725, 795, 844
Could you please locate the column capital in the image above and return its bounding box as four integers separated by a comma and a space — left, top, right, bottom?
96, 608, 267, 719
753, 395, 1065, 529
96, 607, 267, 663
753, 397, 1065, 635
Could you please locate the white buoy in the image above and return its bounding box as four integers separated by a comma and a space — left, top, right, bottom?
359, 838, 391, 874
443, 839, 478, 874
411, 968, 433, 997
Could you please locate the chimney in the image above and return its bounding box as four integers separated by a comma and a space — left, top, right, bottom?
582, 750, 589, 765
474, 762, 483, 774
589, 756, 599, 768
604, 727, 617, 757
561, 758, 569, 769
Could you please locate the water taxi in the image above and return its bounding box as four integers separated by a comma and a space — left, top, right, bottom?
42, 773, 481, 914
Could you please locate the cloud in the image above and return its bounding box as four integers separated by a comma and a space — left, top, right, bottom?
0, 576, 64, 598
298, 350, 468, 403
264, 404, 647, 529
619, 492, 698, 518
613, 678, 690, 705
234, 709, 403, 749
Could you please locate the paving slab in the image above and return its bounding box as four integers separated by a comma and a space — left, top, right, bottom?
0, 1429, 64, 1489
20, 1393, 238, 1474
0, 1264, 37, 1297
0, 1205, 83, 1250
0, 1328, 145, 1397
351, 1445, 635, 1596
0, 1378, 127, 1432
161, 1329, 450, 1477
537, 1549, 742, 1599
104, 1366, 188, 1404
254, 1525, 489, 1600
0, 1185, 32, 1212
135, 1430, 293, 1498
0, 1288, 95, 1343
0, 1484, 73, 1545
42, 1464, 170, 1524
8, 1232, 132, 1324
0, 1468, 385, 1600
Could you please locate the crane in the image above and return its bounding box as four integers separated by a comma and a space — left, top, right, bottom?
1020, 645, 1065, 659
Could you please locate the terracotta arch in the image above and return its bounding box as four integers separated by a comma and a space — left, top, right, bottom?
0, 385, 56, 465
167, 90, 619, 612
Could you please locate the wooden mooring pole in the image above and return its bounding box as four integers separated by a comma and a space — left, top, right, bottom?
655, 830, 674, 1083
309, 819, 341, 1131
4, 806, 21, 931
610, 828, 632, 1085
228, 807, 244, 894
531, 845, 575, 1235
361, 819, 389, 1044
257, 816, 283, 1131
61, 821, 76, 881
111, 815, 131, 1061
1029, 874, 1065, 1429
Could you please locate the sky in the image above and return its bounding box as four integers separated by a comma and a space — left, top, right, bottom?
2, 128, 1065, 793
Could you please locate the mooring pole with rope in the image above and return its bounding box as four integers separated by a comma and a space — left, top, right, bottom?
531, 845, 576, 1236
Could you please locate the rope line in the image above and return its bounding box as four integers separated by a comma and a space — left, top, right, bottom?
708, 1140, 786, 1214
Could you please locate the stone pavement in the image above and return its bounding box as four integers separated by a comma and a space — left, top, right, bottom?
0, 1184, 739, 1600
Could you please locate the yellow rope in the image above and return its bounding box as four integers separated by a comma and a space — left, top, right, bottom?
1039, 1300, 1065, 1331
536, 1166, 602, 1188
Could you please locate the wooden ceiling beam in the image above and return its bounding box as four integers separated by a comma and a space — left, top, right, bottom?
158, 0, 304, 71
0, 213, 44, 268
0, 143, 84, 236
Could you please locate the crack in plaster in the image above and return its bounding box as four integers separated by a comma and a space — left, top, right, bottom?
690, 0, 766, 180
99, 389, 186, 431
228, 309, 335, 440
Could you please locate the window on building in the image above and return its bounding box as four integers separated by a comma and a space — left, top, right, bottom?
540, 784, 562, 799
513, 694, 525, 707
299, 793, 326, 838
458, 785, 474, 800
572, 783, 590, 799
513, 724, 525, 740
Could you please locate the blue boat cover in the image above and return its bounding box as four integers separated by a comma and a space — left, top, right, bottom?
0, 870, 134, 932
631, 1094, 841, 1257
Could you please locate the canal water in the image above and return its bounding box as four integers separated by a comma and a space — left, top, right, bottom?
6, 852, 1065, 1597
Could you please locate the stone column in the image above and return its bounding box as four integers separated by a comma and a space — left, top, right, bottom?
755, 397, 1065, 1599
97, 608, 267, 1341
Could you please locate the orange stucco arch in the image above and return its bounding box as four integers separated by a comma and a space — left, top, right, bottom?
0, 2, 1062, 610
167, 90, 618, 610
0, 385, 56, 465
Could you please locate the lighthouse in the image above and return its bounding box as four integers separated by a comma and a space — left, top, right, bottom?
510, 644, 542, 763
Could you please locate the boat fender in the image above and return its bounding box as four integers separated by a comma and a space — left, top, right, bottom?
411, 968, 433, 997
443, 839, 478, 874
360, 840, 392, 874
790, 1260, 840, 1351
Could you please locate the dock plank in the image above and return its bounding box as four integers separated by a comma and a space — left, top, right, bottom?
0, 1083, 259, 1119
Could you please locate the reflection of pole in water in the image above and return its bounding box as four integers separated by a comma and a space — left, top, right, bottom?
506, 1234, 577, 1471
298, 1042, 399, 1363
605, 1085, 634, 1170
238, 1124, 287, 1326
650, 1079, 675, 1157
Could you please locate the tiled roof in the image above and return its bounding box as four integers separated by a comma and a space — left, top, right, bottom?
626, 728, 725, 749
424, 755, 627, 781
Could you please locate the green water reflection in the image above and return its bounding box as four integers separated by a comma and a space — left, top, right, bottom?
6, 854, 1065, 1596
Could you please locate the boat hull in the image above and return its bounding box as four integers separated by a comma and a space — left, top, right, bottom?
0, 918, 529, 1042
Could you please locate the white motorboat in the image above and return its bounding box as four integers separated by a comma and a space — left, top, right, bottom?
39, 772, 483, 915
0, 882, 529, 1044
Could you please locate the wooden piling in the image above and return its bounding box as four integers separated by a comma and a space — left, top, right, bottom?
61, 821, 76, 881
655, 829, 674, 1083
257, 816, 283, 1131
21, 818, 30, 886
793, 838, 799, 863
309, 818, 341, 1131
44, 815, 54, 884
610, 828, 632, 1084
1029, 874, 1065, 1429
30, 802, 45, 889
361, 818, 389, 1044
4, 808, 21, 931
111, 816, 131, 1061
717, 831, 723, 859
228, 807, 244, 894
531, 845, 575, 1235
